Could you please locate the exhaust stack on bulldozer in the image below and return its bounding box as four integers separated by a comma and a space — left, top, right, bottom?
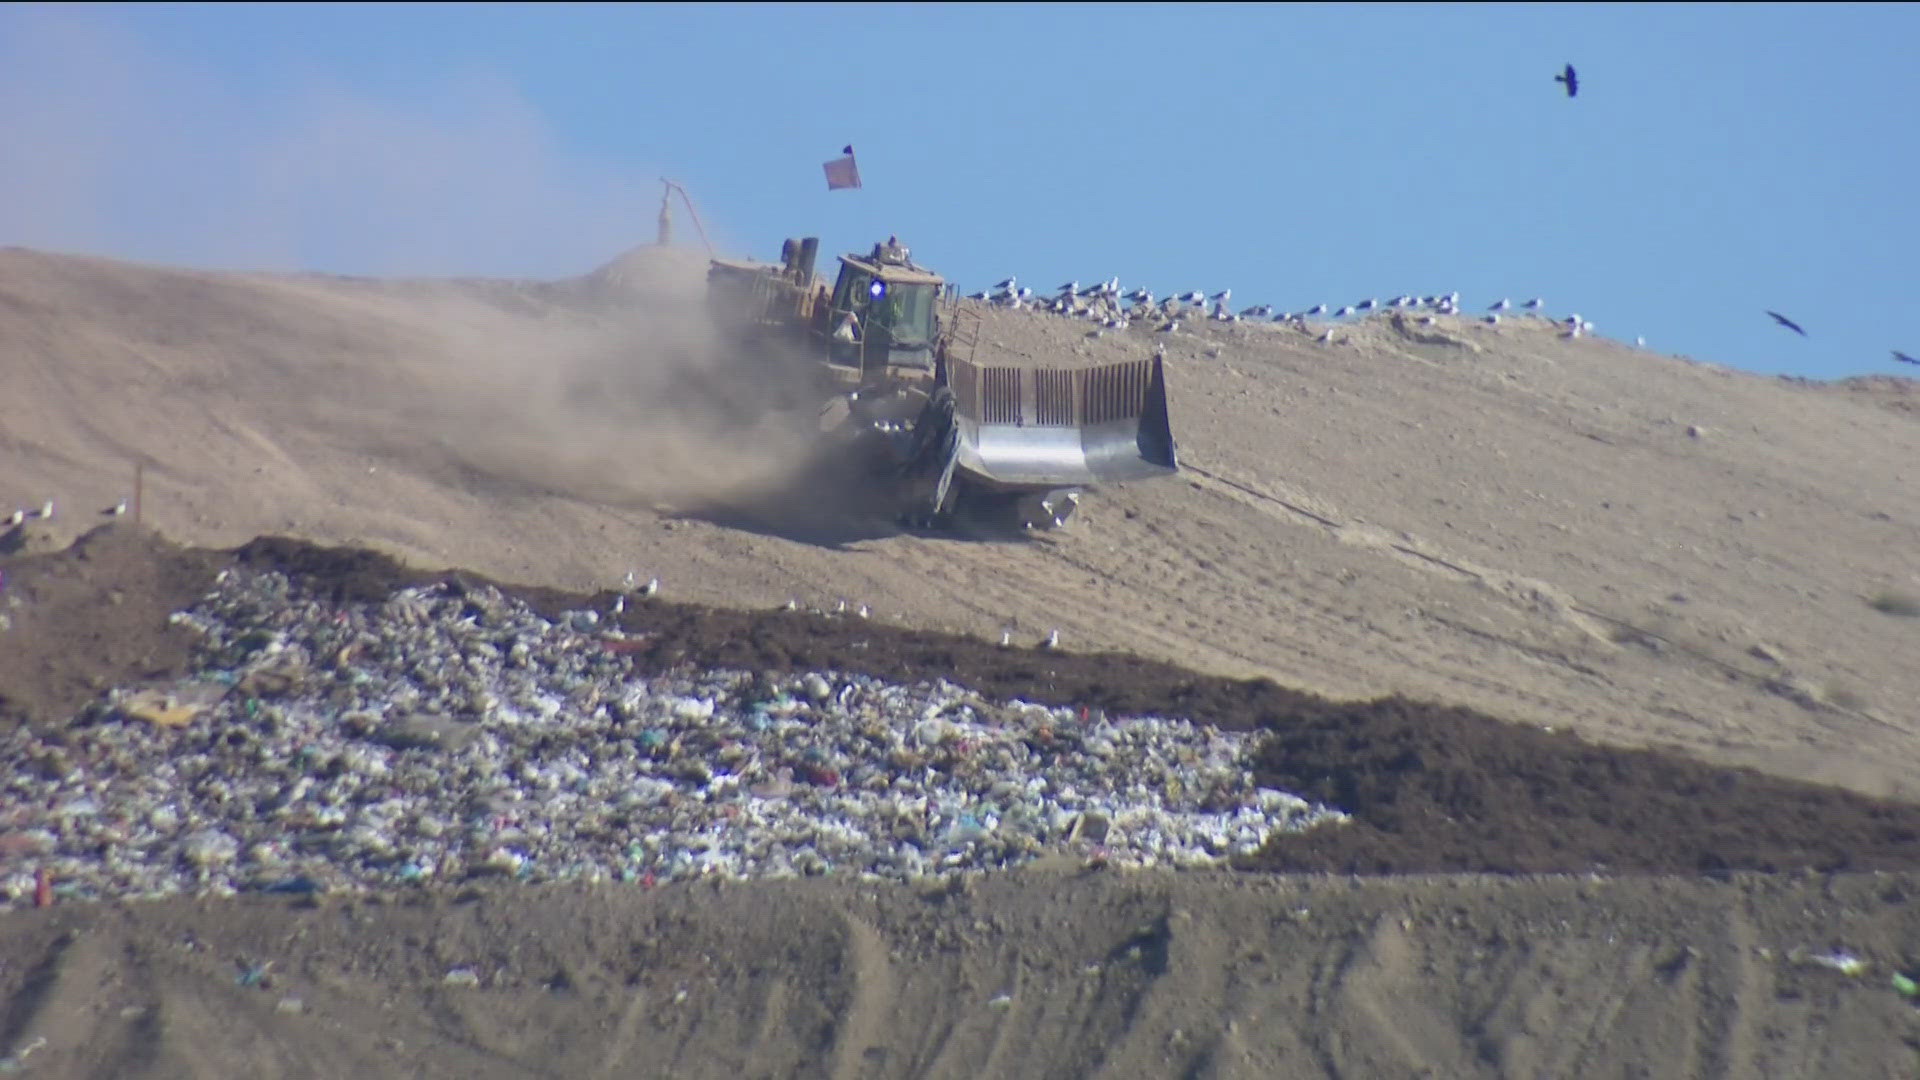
705, 236, 1177, 530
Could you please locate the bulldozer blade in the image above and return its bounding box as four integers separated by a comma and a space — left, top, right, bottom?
942, 354, 1177, 488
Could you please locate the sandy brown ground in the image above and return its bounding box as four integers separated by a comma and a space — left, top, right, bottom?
5, 244, 1920, 1077
3, 871, 1918, 1079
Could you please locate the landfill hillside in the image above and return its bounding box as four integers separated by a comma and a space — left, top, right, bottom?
6, 244, 1920, 1078
3, 244, 1916, 799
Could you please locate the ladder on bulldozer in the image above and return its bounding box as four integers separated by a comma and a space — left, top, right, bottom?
937, 298, 982, 368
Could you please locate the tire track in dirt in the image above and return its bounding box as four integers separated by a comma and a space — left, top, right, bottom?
827, 916, 895, 1080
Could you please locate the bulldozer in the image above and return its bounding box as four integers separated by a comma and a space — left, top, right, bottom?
705, 235, 1177, 531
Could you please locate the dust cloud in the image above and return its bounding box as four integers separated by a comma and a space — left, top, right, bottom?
372, 245, 893, 537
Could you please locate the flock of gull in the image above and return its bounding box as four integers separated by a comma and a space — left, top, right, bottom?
964, 276, 1602, 345
962, 276, 1912, 370
2, 498, 126, 529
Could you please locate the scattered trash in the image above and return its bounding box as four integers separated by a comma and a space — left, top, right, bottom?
235, 959, 274, 988
1893, 972, 1918, 998
1811, 950, 1867, 977
117, 690, 205, 729
274, 997, 304, 1015
0, 1037, 46, 1074
987, 993, 1014, 1010
32, 868, 50, 909
442, 967, 481, 988
0, 569, 1343, 907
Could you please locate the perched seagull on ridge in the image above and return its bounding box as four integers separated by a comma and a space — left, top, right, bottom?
1305, 303, 1328, 316
1040, 629, 1060, 650
641, 577, 660, 597
1766, 310, 1808, 336
1489, 298, 1510, 312
3, 510, 21, 527
1523, 298, 1544, 310
35, 500, 52, 520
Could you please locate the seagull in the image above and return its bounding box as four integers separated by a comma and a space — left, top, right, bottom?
641, 577, 660, 597
102, 499, 126, 517
1158, 320, 1180, 334
1319, 329, 1335, 344
1305, 303, 1328, 316
1766, 310, 1807, 336
1488, 298, 1510, 312
1484, 313, 1501, 325
1057, 280, 1079, 296
966, 290, 990, 301
1895, 350, 1920, 366
1636, 335, 1647, 348
613, 594, 626, 615
1523, 298, 1544, 310
858, 604, 870, 619
3, 510, 21, 527
783, 598, 799, 611
1357, 298, 1377, 311
1040, 629, 1060, 650
1334, 305, 1355, 318
994, 277, 1016, 290
1555, 63, 1578, 98
35, 500, 52, 520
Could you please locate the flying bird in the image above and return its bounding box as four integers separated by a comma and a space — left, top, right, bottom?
1555, 63, 1578, 98
1894, 350, 1920, 367
1766, 310, 1807, 336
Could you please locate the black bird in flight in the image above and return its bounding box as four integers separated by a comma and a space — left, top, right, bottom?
1894, 350, 1919, 367
1555, 63, 1578, 98
1766, 310, 1808, 336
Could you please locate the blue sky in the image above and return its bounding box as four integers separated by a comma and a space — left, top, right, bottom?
2, 3, 1913, 378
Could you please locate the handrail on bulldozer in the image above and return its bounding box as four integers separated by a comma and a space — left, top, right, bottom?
659, 178, 715, 258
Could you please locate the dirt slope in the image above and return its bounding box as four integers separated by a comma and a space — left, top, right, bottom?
4, 244, 1916, 800
7, 245, 1920, 1077
3, 871, 1918, 1079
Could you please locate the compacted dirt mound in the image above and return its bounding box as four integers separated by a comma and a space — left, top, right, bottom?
13, 526, 1920, 879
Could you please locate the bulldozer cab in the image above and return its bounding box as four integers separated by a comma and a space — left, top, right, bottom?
825, 242, 943, 381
